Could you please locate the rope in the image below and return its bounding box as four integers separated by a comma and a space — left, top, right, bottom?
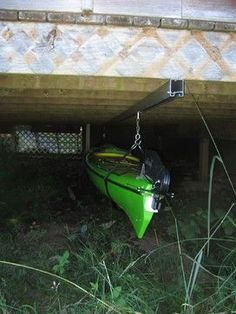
187, 85, 236, 198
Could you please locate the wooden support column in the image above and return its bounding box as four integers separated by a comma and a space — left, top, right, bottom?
199, 137, 209, 182
85, 123, 91, 152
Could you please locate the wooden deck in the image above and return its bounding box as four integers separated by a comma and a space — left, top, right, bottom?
0, 1, 235, 138
0, 74, 236, 139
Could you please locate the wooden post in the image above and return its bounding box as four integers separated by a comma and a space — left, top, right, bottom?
85, 123, 91, 152
199, 137, 209, 182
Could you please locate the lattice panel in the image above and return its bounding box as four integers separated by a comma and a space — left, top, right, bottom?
15, 129, 83, 156
0, 22, 235, 81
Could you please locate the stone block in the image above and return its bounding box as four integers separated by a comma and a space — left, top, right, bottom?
133, 16, 160, 27
19, 11, 46, 22
76, 14, 105, 25
188, 19, 215, 31
106, 15, 133, 26
0, 10, 17, 21
47, 12, 76, 24
161, 18, 188, 29
215, 22, 236, 32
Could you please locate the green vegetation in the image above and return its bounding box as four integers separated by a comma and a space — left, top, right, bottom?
0, 150, 235, 313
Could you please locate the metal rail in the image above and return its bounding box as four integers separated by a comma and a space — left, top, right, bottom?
108, 80, 185, 123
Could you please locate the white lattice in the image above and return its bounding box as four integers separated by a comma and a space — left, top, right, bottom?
0, 22, 235, 81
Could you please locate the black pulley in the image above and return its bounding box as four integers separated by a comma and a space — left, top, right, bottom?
143, 150, 170, 194
155, 167, 170, 194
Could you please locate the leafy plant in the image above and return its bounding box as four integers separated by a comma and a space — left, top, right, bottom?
52, 250, 70, 275
0, 146, 235, 313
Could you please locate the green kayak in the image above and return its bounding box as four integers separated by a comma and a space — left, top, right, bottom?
86, 145, 170, 238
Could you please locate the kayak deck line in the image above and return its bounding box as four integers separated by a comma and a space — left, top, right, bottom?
94, 152, 140, 162
86, 160, 143, 195
86, 154, 156, 193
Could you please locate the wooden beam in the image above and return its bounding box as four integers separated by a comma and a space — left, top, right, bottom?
0, 98, 133, 107
85, 123, 91, 152
199, 138, 209, 182
0, 89, 147, 101
186, 80, 236, 96
1, 75, 236, 96
0, 74, 165, 92
178, 94, 236, 104
1, 101, 236, 117
1, 95, 236, 108
0, 74, 236, 140
0, 106, 235, 124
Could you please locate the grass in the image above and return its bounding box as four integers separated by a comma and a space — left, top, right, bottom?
0, 150, 235, 313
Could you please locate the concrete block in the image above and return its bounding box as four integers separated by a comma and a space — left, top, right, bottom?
76, 14, 105, 25
133, 16, 160, 27
106, 15, 133, 26
0, 10, 17, 21
161, 18, 188, 29
19, 11, 46, 22
215, 22, 236, 32
47, 12, 76, 24
188, 19, 215, 31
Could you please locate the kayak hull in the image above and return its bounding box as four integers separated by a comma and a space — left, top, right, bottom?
86, 146, 160, 238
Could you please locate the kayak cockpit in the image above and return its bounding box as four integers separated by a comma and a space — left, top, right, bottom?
88, 147, 170, 194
